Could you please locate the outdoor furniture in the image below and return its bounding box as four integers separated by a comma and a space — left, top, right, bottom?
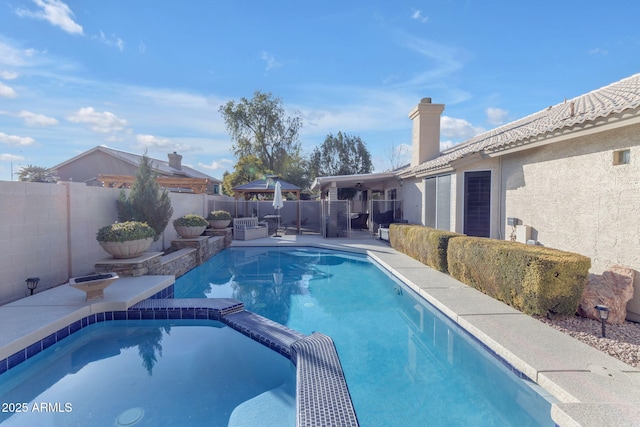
379, 227, 390, 241
350, 213, 369, 230
233, 217, 268, 240
262, 214, 281, 235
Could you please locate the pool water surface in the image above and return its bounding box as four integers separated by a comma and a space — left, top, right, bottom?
0, 320, 296, 427
176, 247, 555, 426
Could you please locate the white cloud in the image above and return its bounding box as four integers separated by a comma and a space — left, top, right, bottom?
441, 116, 484, 140
0, 153, 26, 162
0, 82, 17, 98
411, 9, 429, 23
67, 107, 128, 133
261, 51, 282, 71
96, 31, 125, 51
198, 158, 234, 172
485, 107, 508, 126
588, 48, 608, 55
136, 134, 171, 148
16, 0, 83, 35
439, 140, 456, 151
0, 70, 18, 80
135, 134, 191, 152
19, 110, 59, 126
0, 132, 36, 146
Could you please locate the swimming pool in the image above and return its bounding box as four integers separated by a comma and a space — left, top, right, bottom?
176, 247, 555, 426
0, 319, 296, 427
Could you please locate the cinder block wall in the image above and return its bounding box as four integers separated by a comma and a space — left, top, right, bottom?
0, 181, 232, 305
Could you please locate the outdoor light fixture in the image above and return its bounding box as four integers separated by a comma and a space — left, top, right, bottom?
594, 305, 610, 338
26, 277, 40, 296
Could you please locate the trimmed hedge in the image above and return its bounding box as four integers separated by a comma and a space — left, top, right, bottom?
389, 224, 462, 272
447, 236, 591, 316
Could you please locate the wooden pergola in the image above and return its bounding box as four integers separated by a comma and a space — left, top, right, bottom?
98, 174, 210, 194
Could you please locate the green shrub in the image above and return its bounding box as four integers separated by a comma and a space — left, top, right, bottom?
116, 151, 173, 241
207, 210, 232, 220
389, 224, 462, 272
447, 237, 591, 316
173, 214, 208, 227
96, 221, 156, 243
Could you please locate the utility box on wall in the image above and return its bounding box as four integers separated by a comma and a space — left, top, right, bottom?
515, 224, 531, 244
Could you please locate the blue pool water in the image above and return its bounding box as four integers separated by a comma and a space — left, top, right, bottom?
176, 247, 555, 427
0, 320, 295, 427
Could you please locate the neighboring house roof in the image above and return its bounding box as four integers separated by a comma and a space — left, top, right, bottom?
233, 176, 301, 192
401, 73, 640, 177
53, 146, 221, 183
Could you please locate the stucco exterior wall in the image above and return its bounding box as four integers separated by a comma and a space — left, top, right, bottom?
0, 181, 232, 305
453, 156, 503, 239
501, 123, 640, 320
56, 150, 139, 184
401, 177, 424, 225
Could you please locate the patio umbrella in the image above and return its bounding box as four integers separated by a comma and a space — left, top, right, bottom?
272, 181, 284, 236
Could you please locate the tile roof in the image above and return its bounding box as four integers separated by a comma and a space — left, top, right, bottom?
402, 73, 640, 176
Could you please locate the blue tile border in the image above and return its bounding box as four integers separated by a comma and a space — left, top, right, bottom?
0, 293, 360, 427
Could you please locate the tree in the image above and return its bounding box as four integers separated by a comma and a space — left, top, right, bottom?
309, 132, 373, 178
385, 142, 411, 171
219, 90, 303, 174
116, 152, 173, 241
221, 155, 266, 196
17, 165, 59, 183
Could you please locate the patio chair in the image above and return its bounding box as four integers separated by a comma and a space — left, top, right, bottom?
350, 213, 369, 230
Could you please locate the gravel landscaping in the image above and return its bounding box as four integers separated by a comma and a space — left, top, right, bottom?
536, 315, 640, 368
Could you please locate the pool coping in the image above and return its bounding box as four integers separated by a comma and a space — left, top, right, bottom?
0, 278, 359, 427
230, 237, 640, 427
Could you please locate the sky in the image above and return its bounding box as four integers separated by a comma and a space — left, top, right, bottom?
1, 1, 640, 182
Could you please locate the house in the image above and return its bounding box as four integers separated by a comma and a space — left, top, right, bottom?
53, 146, 222, 194
314, 73, 640, 321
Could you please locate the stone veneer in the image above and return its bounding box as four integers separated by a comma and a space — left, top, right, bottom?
95, 234, 227, 278
169, 234, 226, 266
95, 252, 163, 277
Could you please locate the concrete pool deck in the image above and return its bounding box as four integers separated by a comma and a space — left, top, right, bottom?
231, 234, 640, 427
1, 233, 639, 426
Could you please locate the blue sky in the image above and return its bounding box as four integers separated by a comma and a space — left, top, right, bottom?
1, 1, 639, 182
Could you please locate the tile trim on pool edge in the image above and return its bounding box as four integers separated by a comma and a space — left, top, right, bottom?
0, 294, 360, 427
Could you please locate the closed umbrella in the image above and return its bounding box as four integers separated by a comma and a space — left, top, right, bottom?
272, 181, 284, 236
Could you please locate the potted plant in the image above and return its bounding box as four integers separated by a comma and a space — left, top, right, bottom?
207, 210, 232, 229
96, 221, 155, 259
173, 214, 208, 238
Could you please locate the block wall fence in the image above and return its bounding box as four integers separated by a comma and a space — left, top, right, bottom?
0, 181, 232, 305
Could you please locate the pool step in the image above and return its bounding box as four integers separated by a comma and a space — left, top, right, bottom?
228, 382, 295, 427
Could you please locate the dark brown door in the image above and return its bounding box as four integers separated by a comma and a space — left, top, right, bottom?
464, 171, 491, 237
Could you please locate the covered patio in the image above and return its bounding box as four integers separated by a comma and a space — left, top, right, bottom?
311, 171, 405, 236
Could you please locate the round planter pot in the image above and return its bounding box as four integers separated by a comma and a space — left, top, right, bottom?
99, 238, 153, 259
175, 225, 207, 239
208, 219, 231, 229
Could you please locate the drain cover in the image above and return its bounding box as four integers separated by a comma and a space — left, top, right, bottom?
116, 407, 144, 426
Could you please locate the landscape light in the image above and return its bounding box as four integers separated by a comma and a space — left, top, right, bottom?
26, 277, 40, 296
594, 305, 610, 338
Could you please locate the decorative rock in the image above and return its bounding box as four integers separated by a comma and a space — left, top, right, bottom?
577, 265, 635, 324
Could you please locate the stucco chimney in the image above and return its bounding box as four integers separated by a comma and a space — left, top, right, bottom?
409, 98, 445, 167
168, 151, 182, 170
